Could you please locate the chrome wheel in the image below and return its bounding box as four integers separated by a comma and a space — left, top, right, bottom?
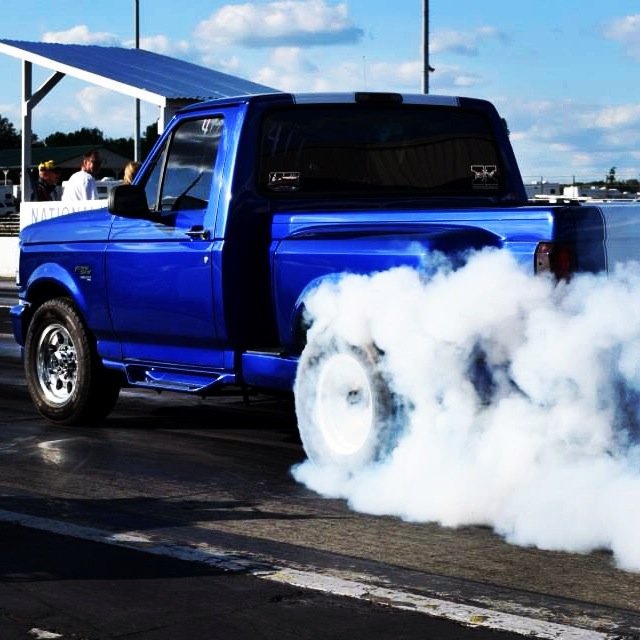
295, 339, 401, 470
315, 352, 375, 458
25, 298, 121, 425
36, 322, 78, 405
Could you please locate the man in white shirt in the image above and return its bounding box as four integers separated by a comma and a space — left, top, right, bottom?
62, 150, 102, 200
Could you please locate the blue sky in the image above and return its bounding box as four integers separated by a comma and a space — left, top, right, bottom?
1, 0, 640, 183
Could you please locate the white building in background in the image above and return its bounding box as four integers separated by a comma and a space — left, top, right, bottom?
527, 181, 637, 202
525, 181, 563, 199
562, 185, 635, 200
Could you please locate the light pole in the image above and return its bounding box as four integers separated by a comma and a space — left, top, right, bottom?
422, 0, 429, 93
134, 0, 141, 161
421, 1, 435, 93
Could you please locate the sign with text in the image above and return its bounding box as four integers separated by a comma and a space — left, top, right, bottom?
20, 200, 107, 230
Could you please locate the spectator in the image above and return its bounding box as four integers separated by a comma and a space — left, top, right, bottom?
62, 150, 102, 201
36, 160, 61, 201
122, 160, 141, 185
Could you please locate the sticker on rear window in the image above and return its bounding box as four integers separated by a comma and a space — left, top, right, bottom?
268, 171, 301, 191
471, 165, 498, 189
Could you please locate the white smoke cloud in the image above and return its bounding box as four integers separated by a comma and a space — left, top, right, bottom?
292, 249, 640, 572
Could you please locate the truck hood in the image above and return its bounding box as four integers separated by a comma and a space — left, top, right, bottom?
19, 208, 113, 245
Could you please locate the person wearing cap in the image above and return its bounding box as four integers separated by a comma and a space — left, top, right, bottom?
36, 160, 61, 201
61, 150, 102, 201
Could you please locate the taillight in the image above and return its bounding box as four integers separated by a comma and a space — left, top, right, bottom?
535, 242, 575, 280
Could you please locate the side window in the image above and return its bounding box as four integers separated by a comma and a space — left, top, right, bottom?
143, 144, 166, 210
143, 116, 223, 214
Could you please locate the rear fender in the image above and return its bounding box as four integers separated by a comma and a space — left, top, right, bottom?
422, 226, 502, 268
286, 225, 501, 350
289, 273, 343, 352
275, 224, 502, 352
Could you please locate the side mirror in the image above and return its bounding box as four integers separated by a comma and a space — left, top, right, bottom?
108, 184, 149, 218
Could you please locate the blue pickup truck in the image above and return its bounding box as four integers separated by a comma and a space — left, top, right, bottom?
10, 91, 640, 469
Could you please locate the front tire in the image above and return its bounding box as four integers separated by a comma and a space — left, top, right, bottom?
294, 338, 400, 470
24, 298, 120, 425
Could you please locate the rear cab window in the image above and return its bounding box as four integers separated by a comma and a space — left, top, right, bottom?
259, 105, 504, 198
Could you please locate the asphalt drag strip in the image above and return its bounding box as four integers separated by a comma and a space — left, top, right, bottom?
0, 510, 611, 640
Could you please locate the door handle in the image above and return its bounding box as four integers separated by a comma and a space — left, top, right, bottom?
186, 225, 211, 240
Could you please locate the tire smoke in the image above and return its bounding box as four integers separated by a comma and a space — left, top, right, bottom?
292, 248, 640, 571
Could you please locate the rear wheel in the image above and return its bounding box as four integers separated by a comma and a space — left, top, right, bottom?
294, 338, 401, 470
24, 298, 120, 425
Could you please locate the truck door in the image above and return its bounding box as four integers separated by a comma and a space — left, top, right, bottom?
106, 115, 226, 368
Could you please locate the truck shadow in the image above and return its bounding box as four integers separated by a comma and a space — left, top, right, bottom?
104, 387, 300, 440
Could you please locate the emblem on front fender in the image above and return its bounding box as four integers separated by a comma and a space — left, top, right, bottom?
74, 265, 92, 282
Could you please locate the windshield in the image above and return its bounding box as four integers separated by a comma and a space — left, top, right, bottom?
259, 105, 504, 197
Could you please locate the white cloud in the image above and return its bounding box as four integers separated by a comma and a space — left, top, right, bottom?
270, 47, 319, 74
124, 34, 192, 57
42, 25, 120, 46
0, 102, 19, 122
214, 56, 243, 74
31, 85, 157, 139
75, 86, 114, 120
603, 14, 640, 59
500, 98, 640, 180
589, 104, 640, 129
194, 0, 363, 48
253, 50, 427, 93
429, 63, 483, 89
548, 142, 573, 153
570, 152, 598, 167
509, 99, 640, 145
365, 60, 422, 90
431, 26, 507, 56
73, 86, 157, 133
254, 47, 343, 92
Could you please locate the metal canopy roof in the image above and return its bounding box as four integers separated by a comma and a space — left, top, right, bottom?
0, 39, 278, 106
0, 38, 279, 202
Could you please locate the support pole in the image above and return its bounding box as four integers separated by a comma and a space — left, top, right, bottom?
20, 66, 65, 203
20, 60, 32, 203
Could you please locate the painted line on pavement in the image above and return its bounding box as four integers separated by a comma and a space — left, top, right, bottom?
0, 508, 616, 640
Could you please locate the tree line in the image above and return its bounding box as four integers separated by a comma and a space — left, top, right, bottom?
0, 113, 160, 160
